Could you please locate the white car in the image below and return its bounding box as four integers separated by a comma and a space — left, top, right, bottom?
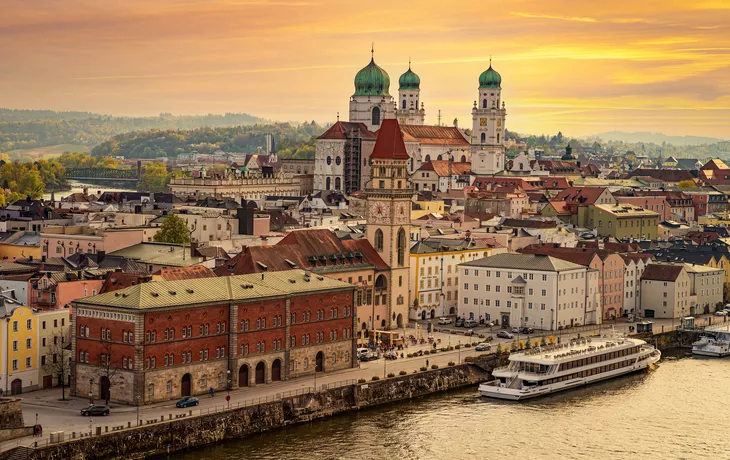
437, 317, 452, 325
714, 311, 728, 317
511, 326, 520, 333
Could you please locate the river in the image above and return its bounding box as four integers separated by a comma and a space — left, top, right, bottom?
174, 356, 727, 460
43, 179, 137, 201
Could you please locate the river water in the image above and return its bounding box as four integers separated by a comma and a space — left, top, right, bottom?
175, 356, 727, 460
43, 179, 137, 201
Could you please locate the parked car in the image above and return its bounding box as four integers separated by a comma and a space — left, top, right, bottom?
176, 396, 199, 408
357, 348, 370, 358
361, 352, 380, 361
520, 327, 534, 334
714, 310, 728, 316
497, 330, 514, 339
475, 343, 491, 352
81, 405, 110, 416
511, 326, 520, 333
437, 317, 452, 325
464, 319, 478, 328
485, 321, 495, 327
455, 318, 465, 327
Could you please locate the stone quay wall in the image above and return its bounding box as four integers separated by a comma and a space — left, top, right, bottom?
14, 363, 491, 460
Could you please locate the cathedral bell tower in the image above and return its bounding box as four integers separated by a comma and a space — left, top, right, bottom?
349, 47, 396, 132
365, 119, 411, 330
471, 59, 507, 176
396, 61, 425, 125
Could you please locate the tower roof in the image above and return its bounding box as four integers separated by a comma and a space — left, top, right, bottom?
354, 50, 391, 97
479, 62, 502, 89
398, 62, 420, 90
371, 119, 410, 160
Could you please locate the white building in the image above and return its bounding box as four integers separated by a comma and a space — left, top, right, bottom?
640, 264, 692, 319
395, 62, 425, 125
349, 51, 396, 132
621, 255, 652, 316
470, 61, 507, 176
684, 263, 724, 315
458, 253, 597, 330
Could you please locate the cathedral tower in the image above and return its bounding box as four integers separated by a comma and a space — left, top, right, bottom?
396, 61, 425, 125
349, 48, 396, 132
365, 118, 411, 330
471, 60, 507, 175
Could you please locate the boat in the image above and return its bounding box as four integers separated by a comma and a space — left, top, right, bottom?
692, 324, 730, 357
479, 333, 661, 401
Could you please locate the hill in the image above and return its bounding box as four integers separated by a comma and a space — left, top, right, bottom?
0, 109, 269, 158
590, 131, 726, 146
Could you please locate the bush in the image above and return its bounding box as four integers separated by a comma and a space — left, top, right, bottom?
440, 347, 448, 352
407, 353, 414, 358
448, 361, 455, 366
358, 378, 366, 384
387, 372, 395, 378
472, 342, 478, 346
420, 366, 428, 371
399, 370, 407, 376
371, 376, 380, 381
465, 344, 472, 348
431, 364, 439, 369
455, 345, 461, 350
423, 350, 430, 355
464, 356, 474, 363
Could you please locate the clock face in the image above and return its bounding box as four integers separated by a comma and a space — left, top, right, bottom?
497, 119, 502, 127
480, 118, 487, 127
369, 202, 390, 219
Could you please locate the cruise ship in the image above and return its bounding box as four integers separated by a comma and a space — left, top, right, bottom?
479, 334, 661, 400
692, 324, 730, 357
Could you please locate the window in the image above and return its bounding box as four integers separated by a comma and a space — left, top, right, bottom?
26, 338, 31, 349
12, 359, 18, 370
26, 357, 31, 368
167, 380, 173, 393
26, 319, 32, 330
12, 340, 18, 352
374, 229, 384, 252
372, 106, 381, 126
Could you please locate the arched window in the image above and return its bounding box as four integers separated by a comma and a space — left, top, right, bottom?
402, 99, 406, 109
397, 228, 406, 267
374, 229, 384, 252
482, 99, 487, 108
326, 177, 331, 190
437, 155, 442, 161
335, 177, 341, 190
497, 133, 500, 143
481, 133, 486, 144
326, 156, 332, 165
335, 156, 341, 166
372, 106, 381, 126
424, 155, 431, 162
461, 155, 467, 162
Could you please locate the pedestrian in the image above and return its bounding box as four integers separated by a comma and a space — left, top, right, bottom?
38, 425, 42, 437
426, 359, 429, 368
209, 387, 214, 398
32, 425, 37, 437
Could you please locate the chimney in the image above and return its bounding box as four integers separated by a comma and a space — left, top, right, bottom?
190, 241, 198, 258
97, 250, 105, 263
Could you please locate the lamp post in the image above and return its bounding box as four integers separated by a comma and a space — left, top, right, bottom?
89, 378, 94, 404
227, 370, 231, 409
135, 396, 140, 426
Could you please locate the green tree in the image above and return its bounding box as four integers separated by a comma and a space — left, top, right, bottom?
95, 157, 119, 169
138, 161, 169, 192
677, 180, 698, 189
153, 214, 191, 244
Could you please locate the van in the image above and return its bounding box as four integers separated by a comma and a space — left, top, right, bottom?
464, 319, 478, 328
357, 348, 369, 358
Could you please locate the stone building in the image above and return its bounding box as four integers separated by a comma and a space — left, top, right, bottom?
71, 270, 356, 404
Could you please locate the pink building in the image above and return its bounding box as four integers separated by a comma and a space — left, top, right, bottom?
41, 226, 157, 258
30, 271, 107, 311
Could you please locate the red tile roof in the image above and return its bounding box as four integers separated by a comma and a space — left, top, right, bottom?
553, 187, 608, 205
628, 169, 694, 183
154, 266, 217, 281
399, 125, 470, 146
317, 121, 376, 140
214, 229, 388, 276
640, 264, 684, 282
371, 119, 410, 160
99, 271, 152, 294
419, 161, 471, 177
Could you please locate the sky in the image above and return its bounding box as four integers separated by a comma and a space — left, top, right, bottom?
1, 0, 730, 139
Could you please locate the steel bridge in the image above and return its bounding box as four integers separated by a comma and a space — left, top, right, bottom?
65, 167, 139, 181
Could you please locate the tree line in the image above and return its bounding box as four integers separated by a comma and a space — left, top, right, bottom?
0, 159, 69, 205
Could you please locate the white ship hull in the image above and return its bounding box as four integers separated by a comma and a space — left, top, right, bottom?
692, 346, 730, 357
480, 350, 661, 401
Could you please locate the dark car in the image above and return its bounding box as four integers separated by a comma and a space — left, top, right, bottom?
176, 396, 199, 408
455, 318, 465, 327
81, 405, 110, 416
520, 327, 534, 334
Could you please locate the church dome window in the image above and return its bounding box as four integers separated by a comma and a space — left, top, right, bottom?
335, 156, 341, 166
327, 156, 332, 165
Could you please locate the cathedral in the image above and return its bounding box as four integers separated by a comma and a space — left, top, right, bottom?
313, 50, 507, 195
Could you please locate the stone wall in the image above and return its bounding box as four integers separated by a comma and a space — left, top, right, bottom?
0, 426, 33, 443
0, 399, 24, 429
24, 364, 489, 460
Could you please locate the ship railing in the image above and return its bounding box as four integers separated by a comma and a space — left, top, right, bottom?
493, 366, 511, 374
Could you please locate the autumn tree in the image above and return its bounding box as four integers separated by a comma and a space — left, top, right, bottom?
153, 214, 190, 244
95, 340, 123, 406
138, 161, 169, 192
677, 180, 698, 189
42, 331, 72, 400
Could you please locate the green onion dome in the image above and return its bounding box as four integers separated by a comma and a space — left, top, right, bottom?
354, 57, 391, 97
398, 64, 420, 90
479, 64, 502, 89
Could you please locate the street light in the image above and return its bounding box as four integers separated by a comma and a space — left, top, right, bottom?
135, 395, 141, 426
227, 370, 231, 409
89, 378, 94, 404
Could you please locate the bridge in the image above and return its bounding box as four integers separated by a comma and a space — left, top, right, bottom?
65, 167, 139, 181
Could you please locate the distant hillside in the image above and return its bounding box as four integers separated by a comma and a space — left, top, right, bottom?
91, 122, 324, 159
590, 131, 726, 146
0, 109, 269, 159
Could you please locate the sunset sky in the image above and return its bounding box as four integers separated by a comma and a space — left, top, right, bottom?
2, 0, 730, 138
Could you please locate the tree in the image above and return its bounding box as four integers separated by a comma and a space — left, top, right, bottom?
153, 214, 191, 244
138, 161, 169, 192
96, 340, 123, 406
95, 157, 119, 169
42, 331, 72, 400
677, 180, 698, 189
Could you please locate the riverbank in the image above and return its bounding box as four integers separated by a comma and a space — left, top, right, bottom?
1, 364, 491, 460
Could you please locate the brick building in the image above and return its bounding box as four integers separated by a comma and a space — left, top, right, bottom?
71, 270, 356, 404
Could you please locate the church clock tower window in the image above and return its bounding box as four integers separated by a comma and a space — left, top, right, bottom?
372, 107, 381, 126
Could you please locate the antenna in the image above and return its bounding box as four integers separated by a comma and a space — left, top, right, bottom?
371, 42, 374, 60
437, 110, 442, 126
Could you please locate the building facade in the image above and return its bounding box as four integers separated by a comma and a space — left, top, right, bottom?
470, 62, 506, 176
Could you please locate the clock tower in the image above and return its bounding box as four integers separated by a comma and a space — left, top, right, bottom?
471, 59, 506, 176
365, 118, 411, 330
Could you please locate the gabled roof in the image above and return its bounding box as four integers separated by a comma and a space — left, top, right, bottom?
317, 121, 376, 140
419, 161, 471, 177
702, 159, 729, 171
370, 119, 410, 160
628, 169, 694, 182
553, 187, 609, 205
399, 125, 470, 146
640, 264, 685, 282
461, 253, 585, 272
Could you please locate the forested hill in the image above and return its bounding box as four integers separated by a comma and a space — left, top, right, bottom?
91, 122, 325, 159
0, 109, 269, 154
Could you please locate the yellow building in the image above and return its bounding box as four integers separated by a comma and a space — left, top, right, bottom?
1, 304, 38, 395
411, 199, 445, 221
37, 309, 71, 389
591, 204, 660, 240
